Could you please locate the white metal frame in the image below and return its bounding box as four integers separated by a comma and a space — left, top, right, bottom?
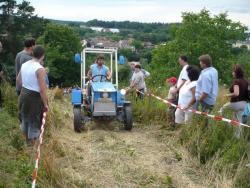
81, 48, 118, 90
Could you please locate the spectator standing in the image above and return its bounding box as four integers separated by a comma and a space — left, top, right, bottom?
129, 61, 150, 79
219, 65, 248, 138
15, 38, 36, 95
129, 61, 150, 93
195, 54, 218, 113
166, 77, 177, 126
173, 55, 189, 94
16, 45, 48, 145
130, 64, 146, 99
175, 66, 200, 124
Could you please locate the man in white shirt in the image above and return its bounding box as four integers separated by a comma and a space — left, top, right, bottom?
173, 55, 189, 94
129, 61, 150, 79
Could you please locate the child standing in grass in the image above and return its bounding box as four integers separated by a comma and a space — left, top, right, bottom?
166, 77, 177, 126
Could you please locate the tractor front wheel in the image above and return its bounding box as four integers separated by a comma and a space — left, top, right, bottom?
73, 106, 84, 132
124, 105, 133, 130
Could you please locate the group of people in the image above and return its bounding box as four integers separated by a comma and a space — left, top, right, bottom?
15, 38, 49, 145
2, 36, 249, 143
166, 55, 249, 138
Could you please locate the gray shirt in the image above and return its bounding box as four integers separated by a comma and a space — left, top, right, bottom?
15, 50, 32, 91
15, 50, 32, 77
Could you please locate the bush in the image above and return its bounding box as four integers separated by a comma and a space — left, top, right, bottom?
118, 64, 131, 83
180, 114, 250, 185
130, 89, 169, 125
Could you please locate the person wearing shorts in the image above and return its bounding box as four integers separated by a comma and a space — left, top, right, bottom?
16, 45, 48, 144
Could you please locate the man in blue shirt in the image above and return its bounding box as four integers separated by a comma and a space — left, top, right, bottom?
87, 55, 111, 82
195, 54, 218, 113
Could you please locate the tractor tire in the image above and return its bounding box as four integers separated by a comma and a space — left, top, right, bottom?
124, 105, 133, 131
73, 106, 83, 132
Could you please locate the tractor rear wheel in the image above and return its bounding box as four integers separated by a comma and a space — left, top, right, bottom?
124, 105, 133, 130
73, 106, 83, 132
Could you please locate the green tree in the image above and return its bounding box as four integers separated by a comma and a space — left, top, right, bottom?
39, 24, 82, 86
0, 0, 48, 83
132, 40, 143, 50
149, 9, 247, 86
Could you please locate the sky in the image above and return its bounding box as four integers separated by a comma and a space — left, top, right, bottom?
18, 0, 250, 27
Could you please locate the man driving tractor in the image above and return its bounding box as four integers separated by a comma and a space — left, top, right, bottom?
72, 48, 133, 132
87, 55, 112, 82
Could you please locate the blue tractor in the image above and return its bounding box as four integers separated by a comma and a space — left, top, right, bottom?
71, 48, 133, 132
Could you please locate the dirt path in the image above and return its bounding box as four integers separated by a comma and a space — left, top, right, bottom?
52, 102, 213, 188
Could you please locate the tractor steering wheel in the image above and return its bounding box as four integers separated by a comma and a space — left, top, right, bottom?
91, 74, 108, 82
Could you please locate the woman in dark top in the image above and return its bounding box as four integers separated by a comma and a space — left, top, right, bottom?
219, 64, 248, 138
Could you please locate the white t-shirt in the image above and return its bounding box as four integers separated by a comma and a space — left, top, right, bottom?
21, 59, 43, 92
178, 80, 197, 106
177, 64, 189, 88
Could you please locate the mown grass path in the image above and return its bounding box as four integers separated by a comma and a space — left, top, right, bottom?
52, 100, 213, 188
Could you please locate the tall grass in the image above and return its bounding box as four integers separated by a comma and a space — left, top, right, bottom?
0, 83, 79, 187
0, 81, 18, 116
179, 115, 250, 187
131, 86, 171, 126
36, 88, 81, 187
0, 82, 32, 187
131, 86, 250, 187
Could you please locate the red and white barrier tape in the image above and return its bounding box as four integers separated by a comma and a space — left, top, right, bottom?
32, 111, 47, 188
136, 89, 250, 128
